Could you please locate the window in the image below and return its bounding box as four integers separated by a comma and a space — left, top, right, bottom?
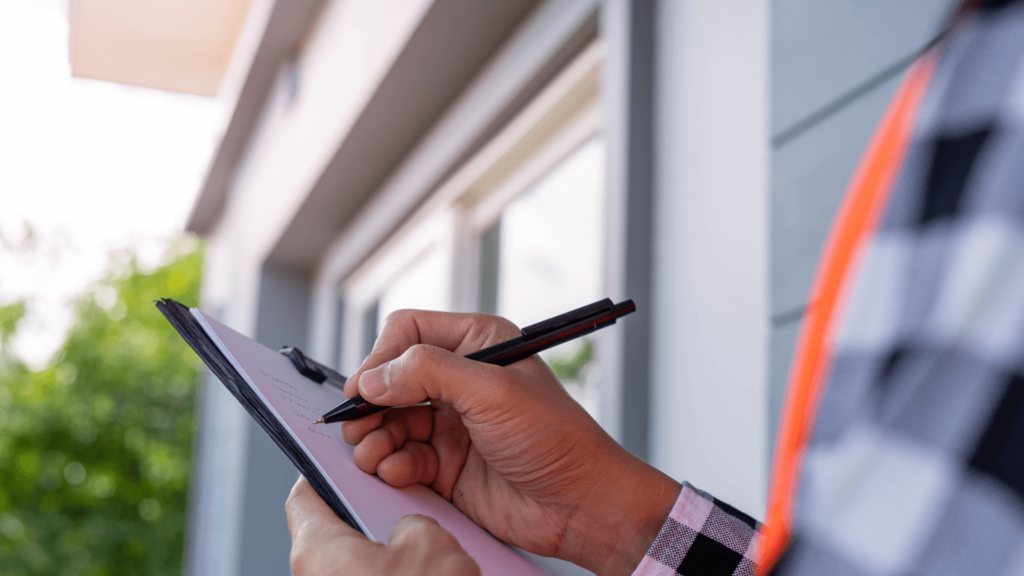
476, 137, 606, 415
335, 42, 609, 422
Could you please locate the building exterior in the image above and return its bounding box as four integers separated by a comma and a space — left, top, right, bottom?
183, 1, 956, 574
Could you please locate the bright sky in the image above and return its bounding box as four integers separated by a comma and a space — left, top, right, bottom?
0, 0, 226, 367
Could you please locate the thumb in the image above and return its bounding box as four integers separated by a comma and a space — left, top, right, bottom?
355, 344, 508, 416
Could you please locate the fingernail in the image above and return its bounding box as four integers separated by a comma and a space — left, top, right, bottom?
359, 363, 390, 398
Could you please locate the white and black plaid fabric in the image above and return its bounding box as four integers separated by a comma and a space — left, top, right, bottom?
633, 1, 1024, 575
633, 483, 764, 576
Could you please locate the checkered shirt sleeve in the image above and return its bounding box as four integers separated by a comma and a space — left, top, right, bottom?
631, 483, 764, 576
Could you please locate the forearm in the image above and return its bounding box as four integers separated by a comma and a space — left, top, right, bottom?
559, 448, 681, 576
558, 443, 764, 576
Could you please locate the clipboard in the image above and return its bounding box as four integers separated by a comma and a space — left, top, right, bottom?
157, 298, 564, 576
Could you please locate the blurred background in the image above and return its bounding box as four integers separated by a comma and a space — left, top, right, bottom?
0, 0, 956, 574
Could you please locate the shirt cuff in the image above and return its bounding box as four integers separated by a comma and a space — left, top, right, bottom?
630, 482, 765, 576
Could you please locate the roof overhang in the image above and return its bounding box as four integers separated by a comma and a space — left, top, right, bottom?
68, 0, 254, 96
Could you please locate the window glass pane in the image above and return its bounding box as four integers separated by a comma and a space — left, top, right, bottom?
377, 244, 450, 327
495, 136, 606, 416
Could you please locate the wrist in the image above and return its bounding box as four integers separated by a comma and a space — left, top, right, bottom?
559, 446, 680, 576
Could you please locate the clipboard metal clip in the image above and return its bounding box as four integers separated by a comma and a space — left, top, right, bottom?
279, 346, 348, 389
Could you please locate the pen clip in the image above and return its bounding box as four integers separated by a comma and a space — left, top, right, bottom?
519, 298, 615, 341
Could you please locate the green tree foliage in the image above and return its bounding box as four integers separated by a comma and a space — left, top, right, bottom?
0, 242, 204, 576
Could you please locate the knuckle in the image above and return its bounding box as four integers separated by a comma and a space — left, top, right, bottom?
395, 514, 440, 543
342, 413, 383, 446
353, 438, 386, 474
405, 445, 426, 484
381, 309, 414, 332
366, 310, 417, 358
492, 316, 520, 336
340, 421, 360, 446
366, 426, 395, 452
404, 344, 439, 372
384, 424, 405, 452
407, 514, 439, 532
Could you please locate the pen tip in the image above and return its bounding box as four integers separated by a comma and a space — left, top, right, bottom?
313, 418, 325, 424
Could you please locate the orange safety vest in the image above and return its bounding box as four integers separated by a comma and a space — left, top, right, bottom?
759, 55, 939, 574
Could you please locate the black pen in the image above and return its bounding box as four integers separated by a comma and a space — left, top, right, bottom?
313, 298, 636, 424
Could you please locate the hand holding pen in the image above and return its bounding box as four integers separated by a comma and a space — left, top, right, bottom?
330, 304, 679, 576
303, 298, 635, 424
